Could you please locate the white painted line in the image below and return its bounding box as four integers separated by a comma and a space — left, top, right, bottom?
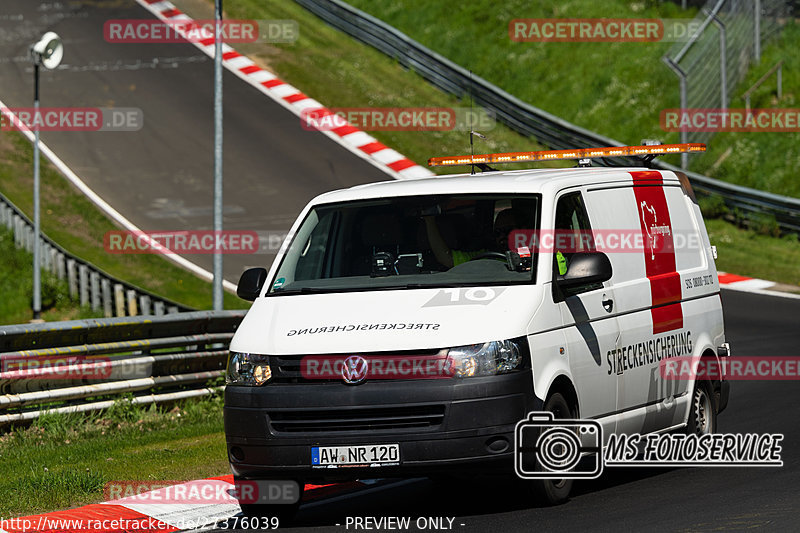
721, 285, 800, 300
0, 99, 238, 292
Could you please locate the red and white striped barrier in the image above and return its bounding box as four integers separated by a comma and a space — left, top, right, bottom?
0, 476, 368, 533
135, 0, 433, 181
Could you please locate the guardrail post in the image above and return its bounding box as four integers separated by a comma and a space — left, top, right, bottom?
55, 252, 66, 280
154, 301, 165, 316
48, 246, 58, 275
126, 289, 138, 316
24, 225, 34, 253
114, 283, 126, 317
78, 264, 89, 307
67, 258, 77, 298
139, 294, 152, 316
101, 278, 112, 317
167, 305, 179, 315
0, 204, 9, 228
90, 272, 101, 311
13, 215, 21, 248
42, 242, 52, 273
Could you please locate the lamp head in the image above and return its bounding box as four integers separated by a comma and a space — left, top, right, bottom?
31, 32, 63, 70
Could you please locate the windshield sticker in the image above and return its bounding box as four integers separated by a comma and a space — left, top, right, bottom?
272, 277, 286, 290
287, 323, 440, 336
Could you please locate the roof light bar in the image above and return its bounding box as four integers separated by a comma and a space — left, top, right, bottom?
427, 143, 706, 167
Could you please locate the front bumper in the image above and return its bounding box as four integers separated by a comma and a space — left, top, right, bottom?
224, 370, 537, 483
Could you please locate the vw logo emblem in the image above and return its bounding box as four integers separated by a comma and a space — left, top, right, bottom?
341, 355, 368, 385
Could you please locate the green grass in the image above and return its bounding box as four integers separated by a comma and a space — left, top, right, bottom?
706, 218, 800, 289
342, 0, 800, 198
0, 395, 227, 517
0, 226, 102, 323
0, 130, 242, 313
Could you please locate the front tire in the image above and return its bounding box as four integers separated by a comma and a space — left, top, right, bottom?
529, 392, 574, 506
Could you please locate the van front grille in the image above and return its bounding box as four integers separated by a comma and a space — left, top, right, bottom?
270, 350, 447, 384
267, 405, 446, 433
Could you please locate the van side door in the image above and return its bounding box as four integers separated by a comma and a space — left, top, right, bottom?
584, 174, 691, 435
553, 190, 621, 437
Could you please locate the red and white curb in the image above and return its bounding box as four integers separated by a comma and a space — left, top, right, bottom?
0, 476, 370, 533
718, 272, 800, 299
135, 0, 433, 181
718, 272, 776, 291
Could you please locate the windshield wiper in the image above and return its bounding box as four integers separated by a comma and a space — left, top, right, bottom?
267, 287, 335, 296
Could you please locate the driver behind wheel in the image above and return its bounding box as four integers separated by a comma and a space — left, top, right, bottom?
423, 208, 518, 268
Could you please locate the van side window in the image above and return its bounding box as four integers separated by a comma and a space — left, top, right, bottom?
554, 192, 600, 296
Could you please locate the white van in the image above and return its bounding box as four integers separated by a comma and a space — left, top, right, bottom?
225, 144, 730, 510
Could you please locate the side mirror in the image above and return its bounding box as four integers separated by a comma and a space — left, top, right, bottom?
237, 268, 268, 301
556, 252, 612, 288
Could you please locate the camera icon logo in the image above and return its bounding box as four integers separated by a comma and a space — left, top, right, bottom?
514, 412, 604, 480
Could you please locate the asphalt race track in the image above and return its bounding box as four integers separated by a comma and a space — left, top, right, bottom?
200, 289, 800, 532
2, 2, 799, 532
0, 0, 386, 281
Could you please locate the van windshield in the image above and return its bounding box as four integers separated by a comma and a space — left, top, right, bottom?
267, 194, 540, 295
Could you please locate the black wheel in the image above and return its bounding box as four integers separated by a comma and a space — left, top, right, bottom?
686, 380, 717, 436
528, 392, 575, 506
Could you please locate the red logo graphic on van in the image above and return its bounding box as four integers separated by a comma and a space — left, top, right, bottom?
640, 200, 672, 261
632, 171, 683, 334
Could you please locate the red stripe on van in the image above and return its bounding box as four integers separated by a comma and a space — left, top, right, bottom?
631, 171, 683, 333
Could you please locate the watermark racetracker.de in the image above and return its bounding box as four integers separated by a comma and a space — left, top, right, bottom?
1, 107, 143, 131
104, 230, 259, 254
104, 19, 298, 44
300, 107, 496, 132
509, 18, 704, 43
661, 108, 800, 132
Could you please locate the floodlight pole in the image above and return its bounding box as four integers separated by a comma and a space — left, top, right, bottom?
32, 63, 41, 319
212, 0, 224, 310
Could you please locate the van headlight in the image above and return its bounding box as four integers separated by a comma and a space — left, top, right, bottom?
226, 352, 271, 386
446, 339, 525, 378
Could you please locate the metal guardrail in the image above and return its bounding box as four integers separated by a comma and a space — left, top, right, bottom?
0, 190, 193, 317
0, 310, 244, 425
295, 0, 800, 233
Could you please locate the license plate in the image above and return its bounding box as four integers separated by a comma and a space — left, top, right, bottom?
311, 444, 400, 467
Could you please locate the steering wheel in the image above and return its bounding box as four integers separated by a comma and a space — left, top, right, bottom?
468, 252, 507, 262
